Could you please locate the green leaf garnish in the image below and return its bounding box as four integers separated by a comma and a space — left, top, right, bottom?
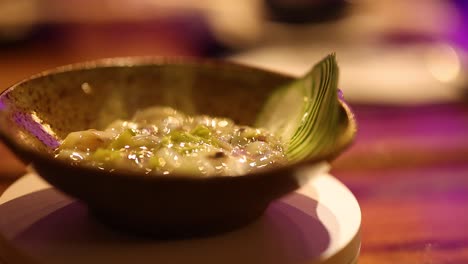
110, 129, 136, 150
255, 53, 348, 163
190, 124, 212, 139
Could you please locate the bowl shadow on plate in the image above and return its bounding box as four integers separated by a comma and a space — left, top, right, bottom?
0, 188, 330, 264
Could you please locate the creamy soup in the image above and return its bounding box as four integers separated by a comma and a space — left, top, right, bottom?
55, 106, 286, 176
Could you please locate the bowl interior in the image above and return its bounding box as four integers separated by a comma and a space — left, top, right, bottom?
0, 59, 296, 158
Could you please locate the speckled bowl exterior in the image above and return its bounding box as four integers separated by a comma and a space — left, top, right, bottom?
0, 57, 356, 238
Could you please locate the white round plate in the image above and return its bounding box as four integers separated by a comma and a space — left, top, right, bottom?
0, 168, 360, 264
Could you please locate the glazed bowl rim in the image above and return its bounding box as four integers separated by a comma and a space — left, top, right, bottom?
0, 56, 357, 182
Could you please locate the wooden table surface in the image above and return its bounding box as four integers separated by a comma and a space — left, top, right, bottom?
1, 23, 468, 264
332, 102, 468, 264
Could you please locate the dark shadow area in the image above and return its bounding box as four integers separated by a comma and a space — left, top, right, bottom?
0, 188, 331, 264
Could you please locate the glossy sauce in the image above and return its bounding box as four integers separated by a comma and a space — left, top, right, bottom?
55, 106, 286, 176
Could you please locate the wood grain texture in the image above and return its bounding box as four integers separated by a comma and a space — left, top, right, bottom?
334, 165, 468, 264
332, 103, 468, 264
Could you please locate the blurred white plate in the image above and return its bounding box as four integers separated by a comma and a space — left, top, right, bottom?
230, 23, 467, 104
0, 168, 360, 264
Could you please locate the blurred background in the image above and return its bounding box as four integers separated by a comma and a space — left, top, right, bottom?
1, 0, 468, 175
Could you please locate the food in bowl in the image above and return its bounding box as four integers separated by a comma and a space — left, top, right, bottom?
55, 106, 287, 176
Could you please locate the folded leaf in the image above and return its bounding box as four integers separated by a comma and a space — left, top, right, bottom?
255, 53, 344, 163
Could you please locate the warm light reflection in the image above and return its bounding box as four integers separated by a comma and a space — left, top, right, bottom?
13, 110, 61, 149
81, 82, 93, 94
425, 44, 461, 83
30, 111, 58, 140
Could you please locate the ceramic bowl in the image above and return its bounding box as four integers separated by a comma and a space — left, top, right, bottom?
0, 57, 356, 238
